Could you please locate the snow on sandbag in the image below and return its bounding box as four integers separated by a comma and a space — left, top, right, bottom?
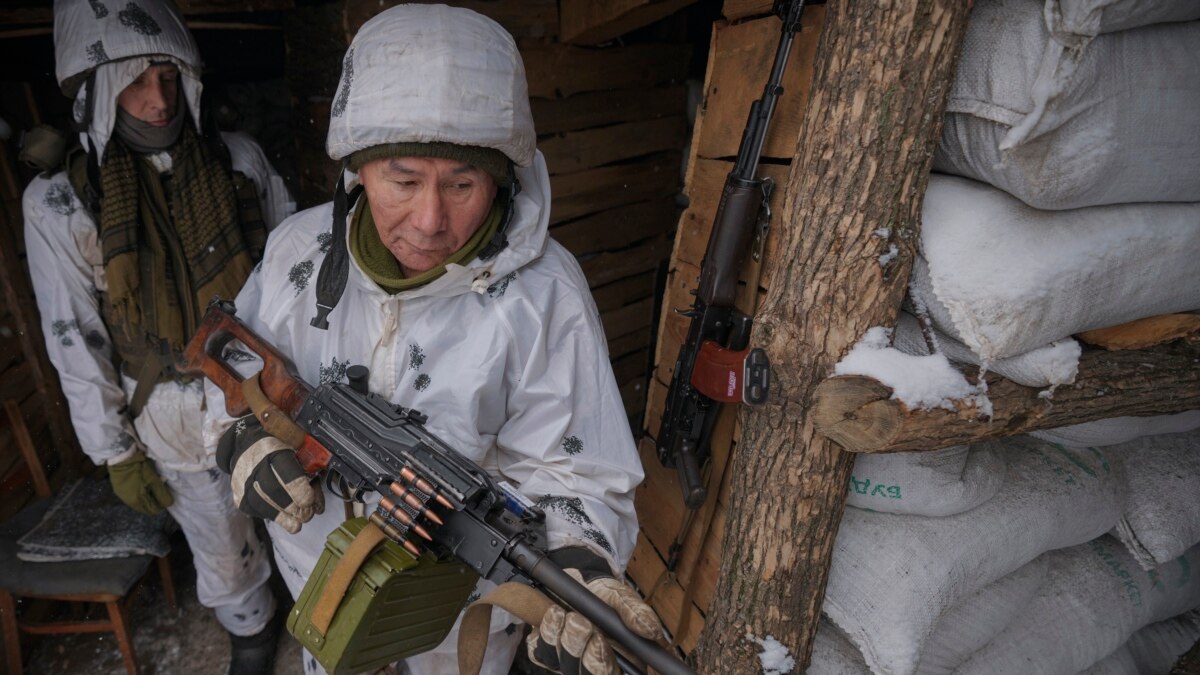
824, 437, 1125, 675
1030, 411, 1200, 448
1125, 611, 1200, 674
1105, 430, 1200, 570
957, 537, 1200, 675
847, 444, 1005, 517
916, 555, 1049, 674
932, 0, 1200, 209
1046, 0, 1200, 43
893, 311, 1080, 388
911, 175, 1200, 361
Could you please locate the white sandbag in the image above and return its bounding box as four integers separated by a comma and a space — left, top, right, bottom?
917, 554, 1049, 674
1079, 645, 1139, 675
811, 619, 872, 675
893, 311, 1080, 388
1046, 0, 1200, 42
1030, 411, 1200, 448
847, 444, 1005, 517
1080, 612, 1200, 675
1105, 430, 1200, 570
911, 175, 1200, 361
1126, 611, 1200, 674
824, 436, 1125, 675
958, 537, 1200, 675
933, 0, 1200, 209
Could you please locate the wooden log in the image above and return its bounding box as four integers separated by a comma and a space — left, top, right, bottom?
1077, 314, 1200, 351
551, 198, 679, 257
343, 0, 559, 42
550, 151, 682, 224
694, 7, 824, 162
812, 341, 1200, 454
580, 235, 673, 288
693, 0, 972, 670
560, 0, 697, 45
522, 43, 691, 99
531, 85, 687, 135
541, 117, 689, 175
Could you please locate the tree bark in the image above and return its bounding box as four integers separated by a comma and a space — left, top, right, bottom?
812, 340, 1200, 453
691, 1, 972, 671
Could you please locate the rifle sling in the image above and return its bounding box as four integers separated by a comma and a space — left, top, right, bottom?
458, 582, 554, 675
241, 372, 307, 448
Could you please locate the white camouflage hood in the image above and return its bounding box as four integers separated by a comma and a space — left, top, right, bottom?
325, 4, 536, 167
54, 0, 203, 162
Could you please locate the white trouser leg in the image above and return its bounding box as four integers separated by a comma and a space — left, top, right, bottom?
162, 466, 276, 636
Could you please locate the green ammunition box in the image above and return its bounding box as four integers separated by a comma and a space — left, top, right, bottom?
287, 518, 478, 674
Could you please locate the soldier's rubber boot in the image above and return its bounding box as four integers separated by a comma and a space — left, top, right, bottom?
228, 611, 282, 675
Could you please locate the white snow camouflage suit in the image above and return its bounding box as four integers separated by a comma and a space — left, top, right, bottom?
23, 0, 295, 636
203, 5, 644, 673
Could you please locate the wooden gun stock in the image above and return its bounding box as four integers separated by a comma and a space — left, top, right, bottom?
182, 303, 312, 418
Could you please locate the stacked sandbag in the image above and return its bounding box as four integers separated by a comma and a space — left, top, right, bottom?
1033, 421, 1200, 569
1105, 430, 1200, 570
932, 0, 1200, 210
893, 311, 1080, 389
957, 536, 1200, 674
909, 174, 1200, 362
847, 444, 1005, 517
1083, 612, 1200, 675
823, 435, 1125, 675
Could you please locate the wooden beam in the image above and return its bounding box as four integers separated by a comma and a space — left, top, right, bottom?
580, 235, 673, 288
601, 297, 655, 343
560, 0, 698, 45
523, 43, 691, 99
541, 116, 689, 175
722, 0, 775, 23
590, 272, 657, 313
531, 84, 687, 135
550, 152, 682, 224
812, 341, 1200, 454
551, 198, 679, 257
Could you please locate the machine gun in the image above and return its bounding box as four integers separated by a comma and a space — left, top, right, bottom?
656, 0, 805, 509
184, 302, 693, 675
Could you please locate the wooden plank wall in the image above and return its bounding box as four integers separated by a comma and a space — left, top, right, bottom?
291, 0, 694, 426
627, 1, 825, 651
0, 84, 86, 523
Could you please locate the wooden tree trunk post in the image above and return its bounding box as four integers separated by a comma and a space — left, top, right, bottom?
691, 2, 972, 671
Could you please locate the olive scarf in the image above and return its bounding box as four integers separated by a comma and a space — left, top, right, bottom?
98, 121, 256, 355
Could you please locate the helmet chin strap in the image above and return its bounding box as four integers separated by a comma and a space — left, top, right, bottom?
311, 159, 519, 330
479, 162, 520, 261
311, 162, 363, 330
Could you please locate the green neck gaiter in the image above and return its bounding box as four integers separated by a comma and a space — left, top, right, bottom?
349, 198, 502, 294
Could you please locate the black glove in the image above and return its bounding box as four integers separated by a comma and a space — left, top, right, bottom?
527, 547, 662, 675
217, 414, 323, 534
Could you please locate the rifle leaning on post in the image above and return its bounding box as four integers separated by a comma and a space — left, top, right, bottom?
656, 0, 805, 510
183, 302, 694, 675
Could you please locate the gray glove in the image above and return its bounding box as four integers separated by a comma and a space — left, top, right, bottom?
217, 414, 324, 533
527, 547, 662, 675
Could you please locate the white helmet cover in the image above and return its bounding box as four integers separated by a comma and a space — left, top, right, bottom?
53, 0, 201, 97
325, 4, 536, 167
